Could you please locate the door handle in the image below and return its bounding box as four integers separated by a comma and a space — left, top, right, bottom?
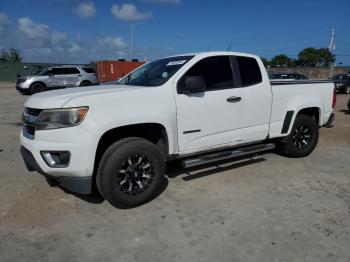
227, 96, 241, 103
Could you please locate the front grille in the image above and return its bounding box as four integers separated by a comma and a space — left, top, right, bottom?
22, 107, 42, 139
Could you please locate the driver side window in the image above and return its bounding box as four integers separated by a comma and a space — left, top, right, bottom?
185, 56, 234, 91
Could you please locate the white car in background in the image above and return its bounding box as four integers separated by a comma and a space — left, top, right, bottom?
16, 65, 99, 95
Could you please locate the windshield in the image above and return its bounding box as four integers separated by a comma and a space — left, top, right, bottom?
37, 69, 51, 76
332, 74, 345, 81
117, 56, 194, 87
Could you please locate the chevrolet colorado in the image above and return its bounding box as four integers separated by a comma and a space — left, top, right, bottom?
20, 52, 336, 208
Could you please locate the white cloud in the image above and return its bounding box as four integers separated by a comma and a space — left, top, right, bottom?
17, 17, 68, 48
18, 17, 49, 39
51, 31, 68, 45
142, 0, 180, 4
97, 36, 127, 49
74, 1, 96, 18
111, 4, 152, 21
68, 42, 81, 53
1, 14, 174, 63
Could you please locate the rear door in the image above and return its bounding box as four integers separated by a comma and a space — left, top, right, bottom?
235, 56, 272, 142
175, 55, 246, 152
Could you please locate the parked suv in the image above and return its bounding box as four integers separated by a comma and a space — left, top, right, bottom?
331, 74, 350, 94
16, 65, 99, 95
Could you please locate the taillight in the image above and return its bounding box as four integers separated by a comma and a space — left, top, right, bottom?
332, 86, 336, 109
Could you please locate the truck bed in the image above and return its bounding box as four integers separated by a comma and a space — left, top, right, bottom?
268, 80, 334, 138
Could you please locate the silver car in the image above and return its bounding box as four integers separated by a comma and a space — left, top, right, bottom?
16, 65, 99, 95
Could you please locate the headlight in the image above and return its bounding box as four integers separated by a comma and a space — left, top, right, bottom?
36, 107, 89, 130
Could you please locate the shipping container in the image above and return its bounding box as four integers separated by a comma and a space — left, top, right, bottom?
96, 60, 145, 83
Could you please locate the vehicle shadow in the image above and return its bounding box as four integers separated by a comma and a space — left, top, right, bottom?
48, 152, 269, 205
339, 109, 349, 115
45, 177, 105, 204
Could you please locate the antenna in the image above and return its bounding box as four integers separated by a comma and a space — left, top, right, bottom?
227, 43, 232, 51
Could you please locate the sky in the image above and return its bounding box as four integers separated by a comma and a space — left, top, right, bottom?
0, 0, 350, 65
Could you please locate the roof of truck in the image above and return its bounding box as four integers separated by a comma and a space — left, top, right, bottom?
162, 51, 260, 59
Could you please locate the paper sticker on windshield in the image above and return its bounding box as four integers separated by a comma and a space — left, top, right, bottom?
166, 60, 187, 66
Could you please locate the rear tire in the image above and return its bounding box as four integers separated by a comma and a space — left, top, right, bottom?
30, 82, 46, 95
96, 137, 166, 208
278, 114, 319, 158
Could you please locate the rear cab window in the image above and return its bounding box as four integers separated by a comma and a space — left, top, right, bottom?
235, 56, 262, 86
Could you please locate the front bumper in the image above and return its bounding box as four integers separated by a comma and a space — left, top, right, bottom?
20, 125, 97, 194
16, 82, 30, 93
20, 146, 92, 194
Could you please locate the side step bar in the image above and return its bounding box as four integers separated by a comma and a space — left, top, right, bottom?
181, 143, 275, 168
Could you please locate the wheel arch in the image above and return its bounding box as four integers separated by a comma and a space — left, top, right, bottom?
281, 106, 322, 137
93, 123, 169, 176
296, 107, 321, 126
30, 81, 47, 89
79, 80, 91, 86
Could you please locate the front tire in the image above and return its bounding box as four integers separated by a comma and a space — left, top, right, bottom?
344, 86, 350, 94
96, 137, 166, 208
30, 82, 46, 95
278, 114, 319, 158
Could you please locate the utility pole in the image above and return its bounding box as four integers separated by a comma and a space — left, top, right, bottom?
328, 27, 335, 52
328, 27, 335, 78
54, 48, 58, 64
130, 22, 143, 60
130, 24, 133, 60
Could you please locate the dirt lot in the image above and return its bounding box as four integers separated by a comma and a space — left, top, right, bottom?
0, 83, 349, 262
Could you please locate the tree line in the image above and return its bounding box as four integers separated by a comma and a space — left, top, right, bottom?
262, 47, 335, 68
0, 48, 22, 62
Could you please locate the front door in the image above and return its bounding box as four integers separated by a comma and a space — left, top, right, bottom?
175, 56, 245, 153
48, 68, 66, 88
65, 67, 81, 87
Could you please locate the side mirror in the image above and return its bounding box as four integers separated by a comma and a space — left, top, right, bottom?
180, 76, 206, 94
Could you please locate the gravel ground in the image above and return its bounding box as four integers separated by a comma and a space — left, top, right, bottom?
0, 83, 349, 262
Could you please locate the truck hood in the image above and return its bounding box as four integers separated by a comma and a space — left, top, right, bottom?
24, 85, 145, 109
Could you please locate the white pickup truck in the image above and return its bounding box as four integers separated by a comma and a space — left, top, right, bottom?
20, 51, 336, 208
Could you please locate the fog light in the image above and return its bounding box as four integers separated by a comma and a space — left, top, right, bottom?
41, 151, 70, 168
